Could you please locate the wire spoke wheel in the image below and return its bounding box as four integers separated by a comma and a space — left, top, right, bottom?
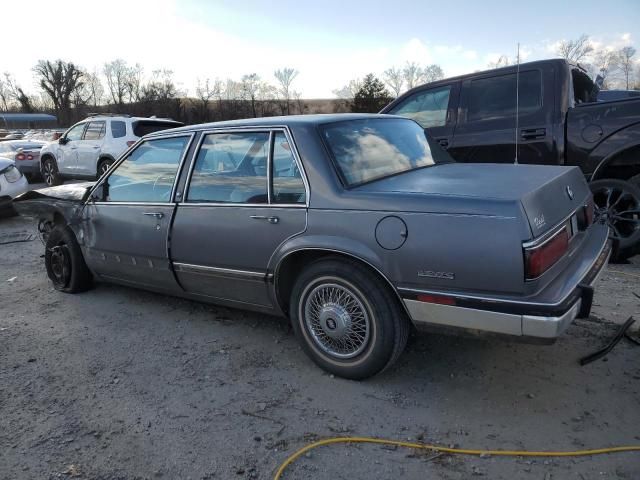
303, 282, 371, 359
592, 184, 640, 241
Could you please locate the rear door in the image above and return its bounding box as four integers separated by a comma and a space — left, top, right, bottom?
76, 120, 106, 176
383, 82, 460, 150
449, 67, 554, 164
171, 128, 307, 308
81, 134, 193, 291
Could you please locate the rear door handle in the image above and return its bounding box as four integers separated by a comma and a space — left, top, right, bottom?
436, 138, 449, 148
143, 212, 165, 219
250, 215, 279, 224
520, 128, 546, 140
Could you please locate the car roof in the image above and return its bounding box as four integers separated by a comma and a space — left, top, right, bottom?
146, 113, 404, 137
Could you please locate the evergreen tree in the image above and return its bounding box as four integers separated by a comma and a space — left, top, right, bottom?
352, 74, 391, 113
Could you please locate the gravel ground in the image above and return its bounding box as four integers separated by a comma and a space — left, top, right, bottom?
1, 213, 639, 480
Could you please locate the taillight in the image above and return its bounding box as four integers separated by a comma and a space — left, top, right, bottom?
27, 154, 33, 160
15, 153, 26, 161
524, 227, 569, 280
126, 141, 136, 147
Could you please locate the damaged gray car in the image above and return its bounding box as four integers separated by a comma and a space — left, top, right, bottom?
14, 114, 611, 379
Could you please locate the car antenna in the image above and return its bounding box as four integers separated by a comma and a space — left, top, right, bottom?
514, 42, 520, 165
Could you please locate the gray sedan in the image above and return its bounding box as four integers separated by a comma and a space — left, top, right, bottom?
14, 114, 610, 379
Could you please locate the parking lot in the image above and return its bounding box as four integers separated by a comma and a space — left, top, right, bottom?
1, 206, 639, 479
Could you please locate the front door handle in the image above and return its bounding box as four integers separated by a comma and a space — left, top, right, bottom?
250, 215, 279, 224
520, 128, 546, 140
143, 212, 165, 219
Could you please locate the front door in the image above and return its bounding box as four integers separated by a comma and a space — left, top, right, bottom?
76, 120, 106, 176
81, 134, 193, 292
57, 122, 86, 174
171, 129, 307, 308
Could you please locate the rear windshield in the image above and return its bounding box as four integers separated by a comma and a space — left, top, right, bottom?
132, 120, 182, 138
321, 118, 449, 187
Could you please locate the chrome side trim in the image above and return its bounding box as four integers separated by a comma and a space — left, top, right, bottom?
173, 262, 266, 281
404, 299, 523, 336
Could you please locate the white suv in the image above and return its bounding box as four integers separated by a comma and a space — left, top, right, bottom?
39, 114, 182, 186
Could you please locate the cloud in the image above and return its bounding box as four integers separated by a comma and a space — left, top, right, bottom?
400, 38, 433, 64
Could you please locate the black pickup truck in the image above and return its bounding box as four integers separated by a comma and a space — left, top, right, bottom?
381, 58, 640, 260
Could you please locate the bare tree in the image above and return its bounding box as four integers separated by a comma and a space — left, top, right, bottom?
194, 78, 220, 121
0, 73, 13, 110
487, 55, 511, 69
126, 63, 144, 103
383, 67, 404, 97
34, 60, 85, 124
593, 50, 619, 87
422, 64, 445, 83
83, 70, 104, 107
618, 46, 637, 90
557, 34, 594, 63
403, 62, 424, 90
241, 73, 261, 118
333, 79, 362, 99
274, 67, 299, 115
104, 59, 129, 107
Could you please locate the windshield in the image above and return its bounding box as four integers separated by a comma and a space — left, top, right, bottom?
320, 118, 449, 187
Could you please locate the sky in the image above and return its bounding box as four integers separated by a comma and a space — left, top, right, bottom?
2, 0, 639, 98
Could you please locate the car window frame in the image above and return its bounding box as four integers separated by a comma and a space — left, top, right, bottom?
87, 132, 195, 206
182, 126, 309, 208
64, 122, 88, 142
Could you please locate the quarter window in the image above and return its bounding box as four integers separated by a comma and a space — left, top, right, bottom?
467, 71, 542, 122
83, 121, 106, 140
187, 132, 270, 204
272, 132, 305, 204
111, 120, 127, 138
105, 136, 189, 202
65, 123, 86, 141
388, 85, 451, 128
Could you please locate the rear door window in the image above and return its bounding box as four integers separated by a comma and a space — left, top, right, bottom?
83, 121, 106, 140
388, 85, 452, 128
467, 70, 542, 122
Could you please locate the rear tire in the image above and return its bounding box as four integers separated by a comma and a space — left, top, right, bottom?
289, 257, 409, 380
590, 178, 640, 262
42, 157, 62, 187
45, 225, 92, 293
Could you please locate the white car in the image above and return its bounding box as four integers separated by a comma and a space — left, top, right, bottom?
0, 157, 29, 214
39, 115, 182, 186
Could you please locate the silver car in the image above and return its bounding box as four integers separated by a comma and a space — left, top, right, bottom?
0, 140, 45, 182
14, 114, 610, 379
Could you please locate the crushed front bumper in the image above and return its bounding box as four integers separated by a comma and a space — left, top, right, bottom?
401, 238, 612, 341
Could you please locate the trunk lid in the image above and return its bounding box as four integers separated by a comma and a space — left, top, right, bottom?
355, 163, 590, 237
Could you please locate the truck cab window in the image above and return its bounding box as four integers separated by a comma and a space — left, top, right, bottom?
388, 85, 451, 128
467, 71, 541, 122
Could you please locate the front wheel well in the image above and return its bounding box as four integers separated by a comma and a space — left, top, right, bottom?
274, 249, 404, 317
591, 145, 640, 181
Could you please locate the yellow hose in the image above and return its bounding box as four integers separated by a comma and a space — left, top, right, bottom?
273, 436, 640, 480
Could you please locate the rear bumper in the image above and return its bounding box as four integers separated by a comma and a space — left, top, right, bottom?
15, 163, 40, 174
401, 238, 612, 340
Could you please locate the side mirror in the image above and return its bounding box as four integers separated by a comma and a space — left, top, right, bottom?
89, 183, 107, 202
58, 137, 68, 145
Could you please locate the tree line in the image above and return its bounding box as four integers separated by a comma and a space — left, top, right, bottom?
0, 60, 306, 126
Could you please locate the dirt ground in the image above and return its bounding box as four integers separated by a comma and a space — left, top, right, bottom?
1, 212, 639, 480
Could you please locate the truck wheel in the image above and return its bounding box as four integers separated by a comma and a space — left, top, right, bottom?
630, 174, 640, 190
45, 225, 93, 293
97, 158, 113, 178
42, 158, 62, 187
289, 257, 409, 380
590, 178, 640, 262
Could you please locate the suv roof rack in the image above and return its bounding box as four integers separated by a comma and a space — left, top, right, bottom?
87, 113, 131, 118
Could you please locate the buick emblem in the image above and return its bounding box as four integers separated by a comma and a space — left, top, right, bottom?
566, 186, 574, 200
